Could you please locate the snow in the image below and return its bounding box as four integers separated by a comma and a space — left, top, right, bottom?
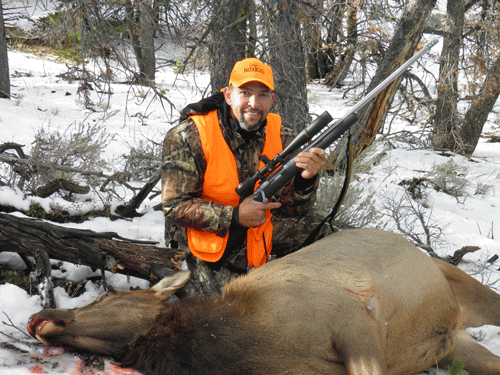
0, 31, 500, 375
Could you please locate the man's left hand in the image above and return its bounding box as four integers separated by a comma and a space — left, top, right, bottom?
294, 147, 326, 179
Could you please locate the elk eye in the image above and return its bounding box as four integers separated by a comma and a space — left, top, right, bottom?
53, 320, 66, 327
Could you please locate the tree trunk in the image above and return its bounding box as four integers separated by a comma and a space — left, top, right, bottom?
0, 0, 10, 99
350, 0, 437, 160
264, 0, 309, 132
247, 0, 257, 57
432, 0, 497, 156
126, 0, 143, 77
208, 0, 249, 93
139, 0, 156, 83
459, 54, 500, 156
125, 0, 156, 84
304, 0, 328, 80
324, 0, 358, 87
431, 0, 465, 151
0, 213, 184, 282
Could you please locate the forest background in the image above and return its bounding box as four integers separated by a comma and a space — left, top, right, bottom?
1, 0, 499, 159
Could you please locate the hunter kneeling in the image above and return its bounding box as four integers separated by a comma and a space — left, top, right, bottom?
161, 57, 331, 295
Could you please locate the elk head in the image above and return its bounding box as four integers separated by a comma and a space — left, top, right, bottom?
27, 271, 191, 358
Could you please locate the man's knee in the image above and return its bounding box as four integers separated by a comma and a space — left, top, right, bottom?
271, 212, 335, 257
184, 255, 242, 296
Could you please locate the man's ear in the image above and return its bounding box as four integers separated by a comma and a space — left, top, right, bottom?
223, 86, 233, 106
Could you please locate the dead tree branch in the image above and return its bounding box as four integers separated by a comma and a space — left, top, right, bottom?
0, 153, 114, 179
0, 213, 184, 283
115, 169, 161, 217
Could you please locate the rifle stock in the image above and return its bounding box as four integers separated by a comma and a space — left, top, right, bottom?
237, 39, 438, 203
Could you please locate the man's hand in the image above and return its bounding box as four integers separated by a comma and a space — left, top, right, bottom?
238, 195, 281, 227
294, 147, 326, 179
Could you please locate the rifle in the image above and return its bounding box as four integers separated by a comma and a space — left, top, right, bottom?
236, 39, 438, 203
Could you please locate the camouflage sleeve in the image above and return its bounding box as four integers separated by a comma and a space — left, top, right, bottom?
275, 125, 320, 216
161, 119, 234, 242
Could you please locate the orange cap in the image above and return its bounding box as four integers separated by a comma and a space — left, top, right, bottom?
228, 58, 274, 91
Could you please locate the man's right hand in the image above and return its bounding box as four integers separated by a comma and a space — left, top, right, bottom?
238, 196, 281, 227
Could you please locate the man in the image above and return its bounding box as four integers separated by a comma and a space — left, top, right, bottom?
161, 57, 330, 295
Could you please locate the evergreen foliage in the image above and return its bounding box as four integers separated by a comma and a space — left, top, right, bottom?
447, 358, 469, 375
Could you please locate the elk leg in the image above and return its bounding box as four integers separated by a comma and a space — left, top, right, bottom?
334, 317, 388, 375
344, 356, 387, 375
433, 258, 500, 328
438, 330, 500, 375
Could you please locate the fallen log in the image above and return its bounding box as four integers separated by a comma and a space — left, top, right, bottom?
0, 213, 184, 283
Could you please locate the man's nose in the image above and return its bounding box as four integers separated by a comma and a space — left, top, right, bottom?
248, 94, 258, 107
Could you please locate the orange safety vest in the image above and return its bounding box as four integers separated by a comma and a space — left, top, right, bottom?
187, 110, 283, 268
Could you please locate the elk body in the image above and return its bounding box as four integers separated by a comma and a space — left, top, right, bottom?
28, 229, 500, 375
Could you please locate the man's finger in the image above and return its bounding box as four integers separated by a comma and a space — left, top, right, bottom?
309, 147, 326, 160
263, 201, 281, 210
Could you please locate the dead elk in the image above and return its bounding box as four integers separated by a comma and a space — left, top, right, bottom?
28, 229, 500, 375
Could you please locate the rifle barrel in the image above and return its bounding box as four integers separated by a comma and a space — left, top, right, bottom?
249, 39, 439, 202
343, 38, 438, 119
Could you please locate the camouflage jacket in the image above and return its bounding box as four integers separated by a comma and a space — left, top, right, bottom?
161, 93, 319, 250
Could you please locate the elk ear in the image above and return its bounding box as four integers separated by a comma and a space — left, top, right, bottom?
152, 270, 191, 299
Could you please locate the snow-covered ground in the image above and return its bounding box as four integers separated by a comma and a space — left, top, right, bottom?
1, 36, 500, 374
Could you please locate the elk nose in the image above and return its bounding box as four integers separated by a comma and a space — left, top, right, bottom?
27, 313, 41, 337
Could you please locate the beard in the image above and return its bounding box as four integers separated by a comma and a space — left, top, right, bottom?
238, 118, 264, 132
237, 110, 265, 132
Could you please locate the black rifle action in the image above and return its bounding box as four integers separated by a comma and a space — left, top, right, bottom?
236, 39, 438, 203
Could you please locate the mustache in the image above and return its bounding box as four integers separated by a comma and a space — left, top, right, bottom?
244, 108, 263, 115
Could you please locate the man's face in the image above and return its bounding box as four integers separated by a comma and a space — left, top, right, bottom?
223, 81, 275, 132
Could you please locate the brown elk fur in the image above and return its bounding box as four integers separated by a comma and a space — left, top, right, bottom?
28, 229, 500, 375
